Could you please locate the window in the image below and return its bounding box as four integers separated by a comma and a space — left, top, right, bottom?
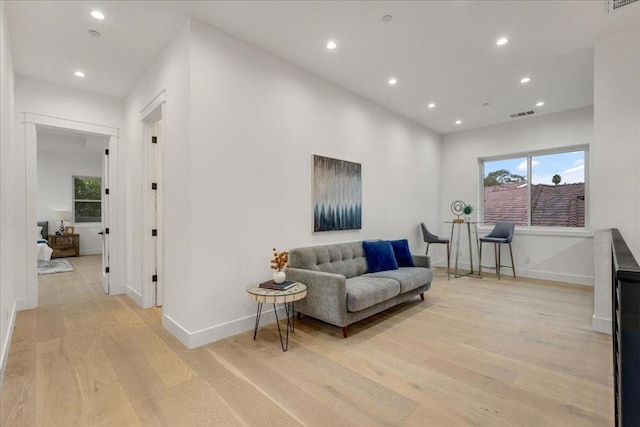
482, 148, 586, 228
73, 176, 102, 223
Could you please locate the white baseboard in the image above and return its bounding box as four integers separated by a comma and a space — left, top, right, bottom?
0, 300, 17, 390
431, 261, 593, 286
79, 250, 102, 256
592, 315, 612, 334
162, 307, 287, 349
108, 283, 126, 296
126, 285, 143, 306
16, 297, 36, 311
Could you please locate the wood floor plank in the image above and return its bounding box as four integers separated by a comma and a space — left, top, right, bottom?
1, 257, 613, 426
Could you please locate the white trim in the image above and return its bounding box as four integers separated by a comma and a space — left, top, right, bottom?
0, 300, 17, 390
447, 261, 594, 286
475, 226, 594, 238
80, 249, 102, 256
591, 315, 612, 334
23, 113, 121, 309
126, 285, 143, 306
140, 90, 166, 121
163, 308, 287, 349
24, 113, 118, 137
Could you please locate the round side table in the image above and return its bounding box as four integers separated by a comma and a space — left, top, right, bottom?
246, 282, 307, 351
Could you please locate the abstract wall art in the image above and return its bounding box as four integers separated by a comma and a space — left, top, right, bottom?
313, 155, 362, 232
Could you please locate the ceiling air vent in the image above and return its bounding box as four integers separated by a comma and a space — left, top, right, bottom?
510, 110, 535, 119
606, 0, 638, 12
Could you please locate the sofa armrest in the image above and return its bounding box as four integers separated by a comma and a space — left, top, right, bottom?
412, 254, 431, 268
285, 268, 348, 327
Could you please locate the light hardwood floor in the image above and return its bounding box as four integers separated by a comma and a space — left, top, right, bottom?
1, 256, 612, 426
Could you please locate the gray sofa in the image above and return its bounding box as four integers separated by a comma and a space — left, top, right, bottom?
286, 241, 432, 337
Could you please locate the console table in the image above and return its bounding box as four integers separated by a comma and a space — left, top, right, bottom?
246, 282, 307, 351
48, 234, 80, 258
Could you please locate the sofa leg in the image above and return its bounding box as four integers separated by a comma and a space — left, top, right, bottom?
296, 312, 302, 320
342, 326, 348, 338
420, 292, 425, 301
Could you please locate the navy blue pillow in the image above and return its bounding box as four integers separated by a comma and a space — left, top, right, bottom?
363, 241, 399, 273
389, 239, 415, 267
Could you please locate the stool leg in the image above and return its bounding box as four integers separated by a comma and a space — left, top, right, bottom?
494, 243, 499, 280
497, 244, 502, 280
509, 243, 516, 278
479, 241, 483, 277
446, 242, 451, 280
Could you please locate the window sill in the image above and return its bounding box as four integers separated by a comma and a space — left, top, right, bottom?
475, 225, 593, 238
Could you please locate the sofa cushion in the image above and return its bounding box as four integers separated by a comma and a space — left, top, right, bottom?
364, 267, 432, 294
363, 240, 399, 273
289, 242, 367, 278
389, 239, 415, 267
346, 276, 401, 312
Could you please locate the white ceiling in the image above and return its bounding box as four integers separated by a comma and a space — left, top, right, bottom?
6, 1, 640, 134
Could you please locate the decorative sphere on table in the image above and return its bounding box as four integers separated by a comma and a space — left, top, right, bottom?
451, 200, 466, 219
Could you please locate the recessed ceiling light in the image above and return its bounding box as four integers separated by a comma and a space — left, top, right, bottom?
382, 15, 393, 22
455, 120, 462, 125
388, 77, 397, 85
520, 77, 531, 84
427, 103, 436, 109
90, 10, 105, 20
536, 101, 545, 107
74, 71, 85, 78
496, 37, 508, 46
483, 102, 491, 107
326, 40, 337, 50
88, 29, 101, 37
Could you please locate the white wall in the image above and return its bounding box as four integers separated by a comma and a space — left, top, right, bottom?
37, 134, 104, 255
0, 1, 18, 386
125, 18, 442, 347
14, 76, 125, 305
591, 25, 640, 333
441, 107, 594, 285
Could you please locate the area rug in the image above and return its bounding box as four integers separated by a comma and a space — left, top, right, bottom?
38, 259, 74, 275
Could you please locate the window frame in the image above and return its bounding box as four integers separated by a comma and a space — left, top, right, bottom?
72, 175, 102, 224
478, 144, 589, 232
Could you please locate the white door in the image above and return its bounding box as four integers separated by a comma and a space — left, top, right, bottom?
101, 140, 110, 294
148, 121, 163, 306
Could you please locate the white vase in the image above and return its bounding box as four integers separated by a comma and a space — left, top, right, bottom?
273, 270, 286, 284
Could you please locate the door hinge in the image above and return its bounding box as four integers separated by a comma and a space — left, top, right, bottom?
152, 274, 158, 282
105, 188, 110, 195
105, 149, 109, 155
151, 182, 157, 190
105, 267, 110, 274
152, 136, 157, 144
151, 229, 157, 237
105, 228, 110, 234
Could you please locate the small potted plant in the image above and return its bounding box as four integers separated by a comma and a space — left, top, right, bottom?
270, 248, 289, 284
463, 204, 473, 222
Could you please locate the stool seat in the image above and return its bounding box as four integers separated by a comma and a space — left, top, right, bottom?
479, 222, 516, 280
421, 222, 450, 280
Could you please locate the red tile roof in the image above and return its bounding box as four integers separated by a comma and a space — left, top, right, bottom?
484, 182, 585, 227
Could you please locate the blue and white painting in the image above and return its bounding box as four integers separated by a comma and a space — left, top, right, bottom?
313, 155, 362, 232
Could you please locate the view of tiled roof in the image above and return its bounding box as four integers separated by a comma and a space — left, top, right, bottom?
484, 182, 585, 227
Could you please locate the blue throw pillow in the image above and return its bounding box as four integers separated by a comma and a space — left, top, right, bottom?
389, 239, 415, 267
363, 241, 399, 273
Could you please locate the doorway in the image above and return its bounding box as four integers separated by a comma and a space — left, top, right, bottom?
23, 113, 120, 310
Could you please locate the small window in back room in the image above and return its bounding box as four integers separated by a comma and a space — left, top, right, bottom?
73, 176, 101, 223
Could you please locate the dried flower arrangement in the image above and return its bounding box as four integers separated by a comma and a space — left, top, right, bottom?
270, 248, 289, 271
